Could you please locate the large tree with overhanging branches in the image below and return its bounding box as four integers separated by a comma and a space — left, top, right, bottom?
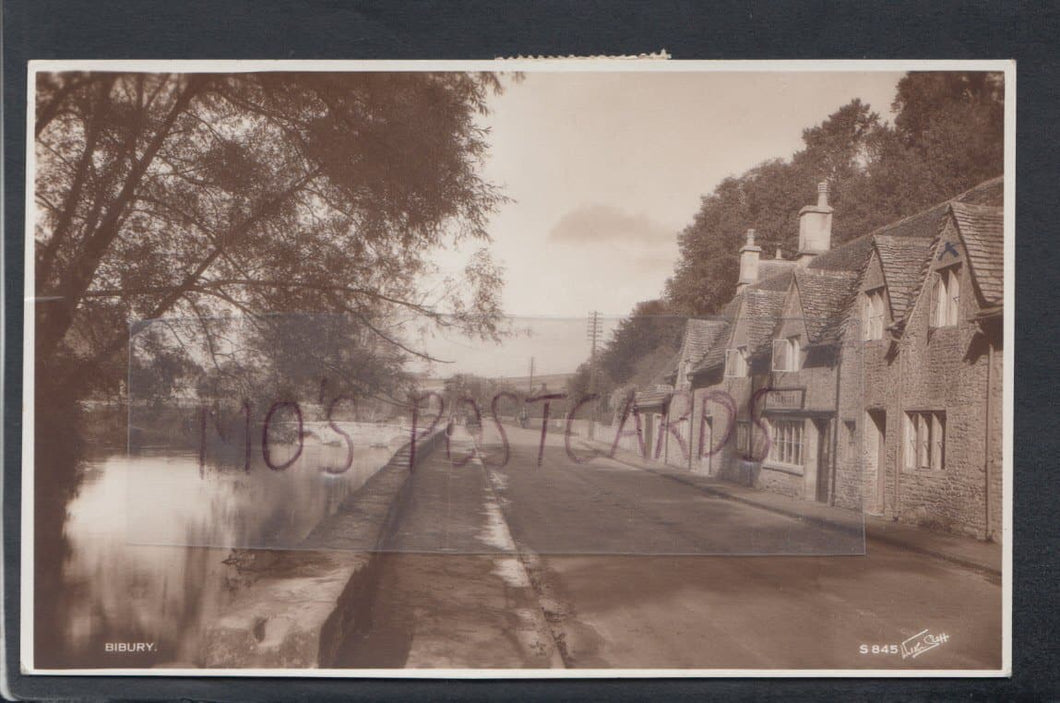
34, 71, 511, 401
31, 70, 513, 665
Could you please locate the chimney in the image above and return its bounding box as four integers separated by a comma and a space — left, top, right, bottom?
797, 181, 834, 266
736, 228, 761, 293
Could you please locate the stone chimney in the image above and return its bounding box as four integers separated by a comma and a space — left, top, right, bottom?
797, 181, 834, 266
736, 228, 761, 293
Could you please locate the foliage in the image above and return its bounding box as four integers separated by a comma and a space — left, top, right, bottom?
34, 71, 510, 401
566, 299, 684, 418
665, 71, 1004, 316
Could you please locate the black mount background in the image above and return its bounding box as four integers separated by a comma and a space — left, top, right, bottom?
3, 1, 1058, 700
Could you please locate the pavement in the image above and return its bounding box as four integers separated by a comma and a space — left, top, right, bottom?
334, 430, 562, 669
593, 439, 1002, 578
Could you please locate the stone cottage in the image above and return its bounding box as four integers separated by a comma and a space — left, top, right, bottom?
661, 177, 1004, 541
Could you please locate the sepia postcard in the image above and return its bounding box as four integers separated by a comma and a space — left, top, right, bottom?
20, 59, 1013, 677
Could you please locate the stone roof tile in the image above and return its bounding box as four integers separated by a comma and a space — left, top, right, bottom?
745, 288, 787, 355
792, 269, 860, 344
681, 318, 728, 366
873, 235, 936, 321
950, 202, 1004, 304
691, 176, 1003, 371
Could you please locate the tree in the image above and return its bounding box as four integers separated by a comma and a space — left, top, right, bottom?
889, 71, 1004, 204
566, 299, 684, 419
31, 70, 512, 666
34, 71, 510, 401
665, 71, 1004, 316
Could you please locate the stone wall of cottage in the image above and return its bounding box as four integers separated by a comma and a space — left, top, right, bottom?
759, 358, 837, 500
893, 229, 1000, 539
988, 334, 1003, 539
688, 375, 753, 483
835, 253, 904, 517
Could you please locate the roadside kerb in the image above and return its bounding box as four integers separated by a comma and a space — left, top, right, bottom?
201, 429, 445, 668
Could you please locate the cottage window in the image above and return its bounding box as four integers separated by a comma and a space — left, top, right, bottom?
768, 418, 805, 466
903, 411, 945, 471
932, 266, 961, 328
771, 336, 801, 372
724, 346, 749, 377
863, 287, 886, 340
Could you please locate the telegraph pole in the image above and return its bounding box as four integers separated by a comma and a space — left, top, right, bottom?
587, 311, 601, 439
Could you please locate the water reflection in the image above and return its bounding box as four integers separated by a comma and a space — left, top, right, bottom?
60, 422, 407, 667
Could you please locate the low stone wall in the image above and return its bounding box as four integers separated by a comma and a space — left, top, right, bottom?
201, 430, 444, 668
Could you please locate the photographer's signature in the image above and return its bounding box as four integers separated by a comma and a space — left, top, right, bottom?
900, 628, 950, 659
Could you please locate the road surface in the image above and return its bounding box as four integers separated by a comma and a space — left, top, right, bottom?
339, 423, 1001, 670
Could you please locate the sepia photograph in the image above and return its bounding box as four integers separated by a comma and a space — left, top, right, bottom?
22, 60, 1011, 675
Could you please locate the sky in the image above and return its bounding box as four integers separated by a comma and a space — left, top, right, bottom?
418, 68, 906, 378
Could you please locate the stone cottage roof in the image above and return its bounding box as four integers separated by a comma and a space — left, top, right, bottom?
791, 269, 860, 345
809, 176, 1003, 276
745, 288, 788, 356
680, 318, 729, 366
900, 180, 1004, 328
687, 176, 1003, 375
806, 234, 876, 273
754, 269, 796, 292
872, 235, 936, 321
634, 387, 674, 411
694, 321, 732, 373
833, 176, 1003, 330
757, 258, 798, 282
689, 268, 792, 374
949, 202, 1004, 305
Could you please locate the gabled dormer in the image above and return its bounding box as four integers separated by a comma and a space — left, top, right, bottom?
859, 249, 891, 342
723, 296, 752, 378
673, 318, 728, 389
928, 217, 966, 329
930, 202, 1004, 324
771, 282, 807, 372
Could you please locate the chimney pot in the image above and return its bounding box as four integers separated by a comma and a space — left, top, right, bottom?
737, 226, 762, 291
798, 180, 834, 265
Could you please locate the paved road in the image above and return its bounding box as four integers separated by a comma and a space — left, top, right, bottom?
342, 423, 1001, 670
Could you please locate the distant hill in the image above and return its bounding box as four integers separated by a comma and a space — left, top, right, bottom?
412, 372, 574, 395
496, 373, 575, 394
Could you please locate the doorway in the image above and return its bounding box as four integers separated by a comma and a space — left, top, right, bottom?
697, 416, 713, 475
814, 418, 832, 503
865, 409, 886, 515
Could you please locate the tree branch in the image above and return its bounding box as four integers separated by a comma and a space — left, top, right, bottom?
39, 75, 207, 361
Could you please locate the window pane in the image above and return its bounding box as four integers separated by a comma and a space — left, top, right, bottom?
932, 413, 944, 470
904, 414, 915, 470
933, 275, 944, 327
917, 413, 929, 467
949, 269, 960, 326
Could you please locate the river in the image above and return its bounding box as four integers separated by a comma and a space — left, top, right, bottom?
56, 421, 408, 667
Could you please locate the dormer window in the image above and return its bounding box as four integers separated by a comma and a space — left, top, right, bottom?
724, 346, 749, 377
862, 287, 886, 340
772, 335, 801, 372
931, 265, 961, 328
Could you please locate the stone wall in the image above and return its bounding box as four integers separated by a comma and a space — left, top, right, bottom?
889, 252, 1001, 539
201, 430, 444, 668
